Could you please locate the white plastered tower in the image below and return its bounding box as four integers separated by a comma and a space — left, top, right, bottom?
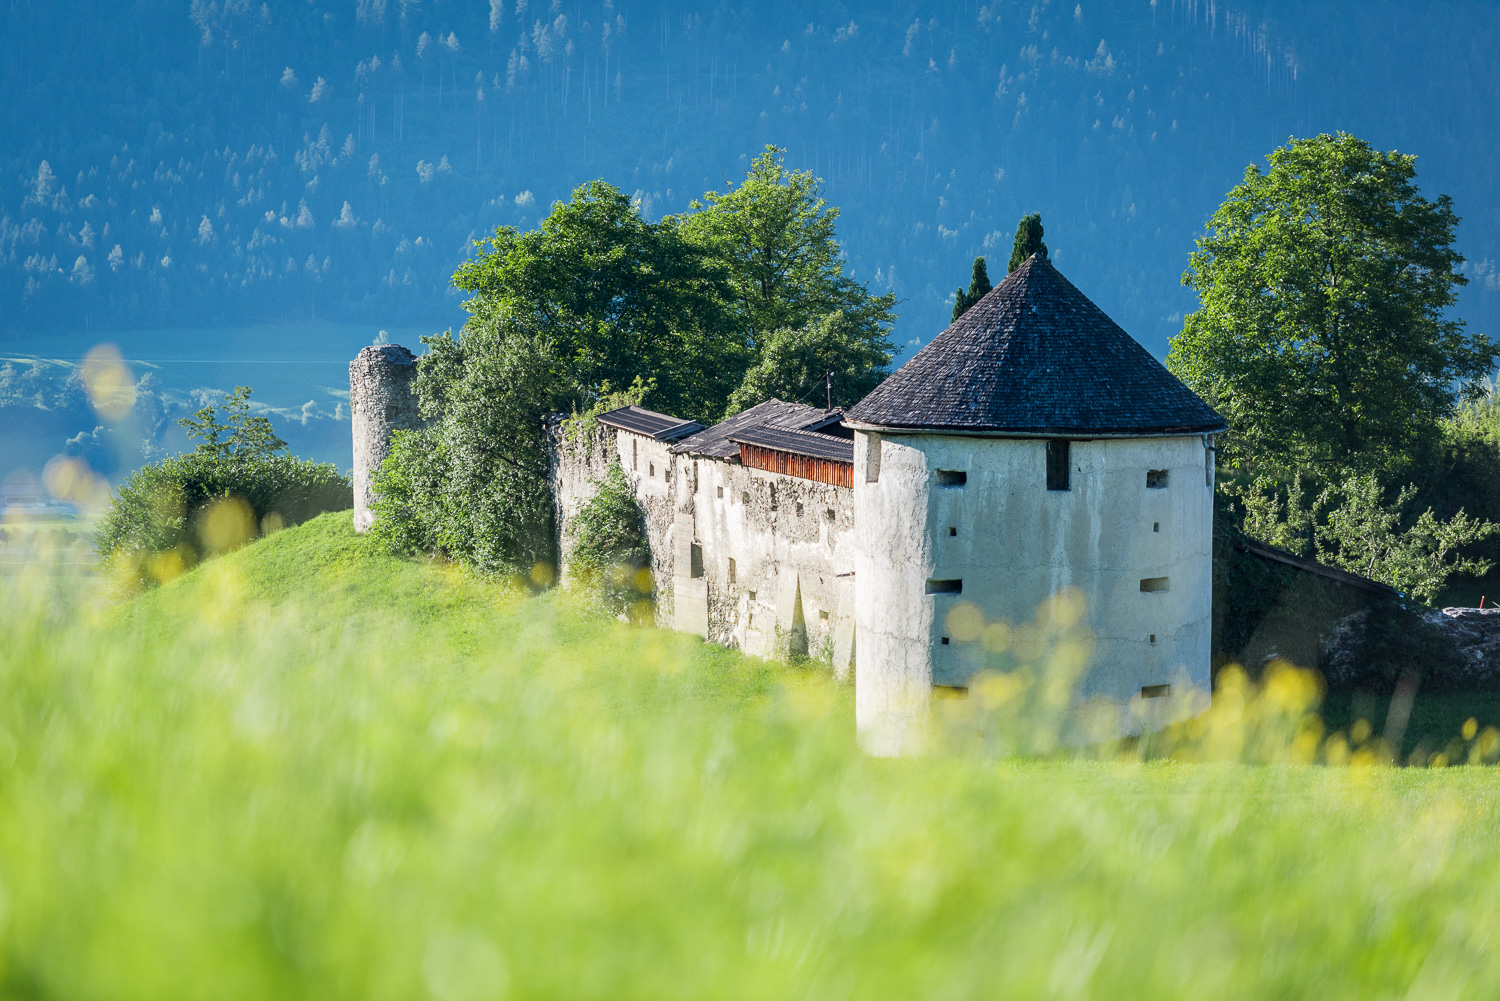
845, 256, 1225, 755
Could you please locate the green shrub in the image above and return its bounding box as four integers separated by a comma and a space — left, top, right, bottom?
96, 387, 350, 588
567, 462, 651, 611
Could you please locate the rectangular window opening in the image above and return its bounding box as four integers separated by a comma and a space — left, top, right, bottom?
741, 491, 750, 504
825, 508, 836, 522
717, 485, 724, 499
818, 609, 829, 622
689, 543, 704, 579
1149, 634, 1156, 645
935, 469, 967, 488
1046, 440, 1071, 491
693, 461, 699, 492
948, 526, 957, 537
795, 502, 803, 517
1140, 577, 1170, 593
865, 433, 882, 483
1141, 684, 1172, 699
632, 438, 638, 471
940, 636, 950, 645
747, 590, 757, 602
728, 557, 736, 586
926, 579, 963, 595
649, 462, 655, 477
1147, 468, 1169, 489
1153, 522, 1159, 533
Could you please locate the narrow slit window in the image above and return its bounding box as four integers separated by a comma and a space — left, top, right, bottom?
727, 558, 736, 585
865, 433, 882, 483
649, 462, 655, 477
935, 469, 967, 488
926, 579, 963, 595
1147, 469, 1169, 489
689, 543, 704, 579
717, 485, 724, 499
1141, 684, 1171, 699
795, 502, 804, 517
632, 438, 638, 470
1153, 522, 1159, 533
693, 461, 699, 492
1140, 577, 1170, 593
1046, 440, 1071, 491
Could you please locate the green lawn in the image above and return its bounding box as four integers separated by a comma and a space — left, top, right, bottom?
3, 512, 1500, 998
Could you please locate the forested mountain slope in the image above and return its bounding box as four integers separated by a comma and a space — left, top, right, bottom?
4, 0, 1499, 358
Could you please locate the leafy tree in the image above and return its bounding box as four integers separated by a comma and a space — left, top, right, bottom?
1008, 213, 1048, 272
178, 385, 287, 463
452, 180, 740, 423
673, 145, 896, 357
1168, 132, 1497, 477
567, 461, 653, 612
951, 256, 993, 322
369, 319, 562, 576
97, 386, 349, 589
726, 310, 893, 415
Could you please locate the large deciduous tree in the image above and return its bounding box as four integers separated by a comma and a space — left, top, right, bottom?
672, 145, 896, 356
725, 310, 893, 415
1168, 132, 1496, 477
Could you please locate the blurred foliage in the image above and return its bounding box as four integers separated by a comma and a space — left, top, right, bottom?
96, 386, 349, 588
1170, 133, 1496, 479
6, 512, 1500, 996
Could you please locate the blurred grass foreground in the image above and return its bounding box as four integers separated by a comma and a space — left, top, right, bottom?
4, 512, 1500, 998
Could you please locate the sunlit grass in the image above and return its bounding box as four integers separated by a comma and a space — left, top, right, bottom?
3, 512, 1500, 997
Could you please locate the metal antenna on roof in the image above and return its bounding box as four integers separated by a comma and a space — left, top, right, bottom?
825, 369, 834, 412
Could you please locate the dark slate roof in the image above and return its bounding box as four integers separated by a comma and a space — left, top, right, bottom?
669, 399, 833, 459
728, 424, 855, 464
596, 405, 705, 442
846, 255, 1226, 436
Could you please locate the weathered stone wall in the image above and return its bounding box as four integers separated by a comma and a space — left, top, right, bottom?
349, 344, 421, 533
671, 451, 856, 672
550, 421, 678, 625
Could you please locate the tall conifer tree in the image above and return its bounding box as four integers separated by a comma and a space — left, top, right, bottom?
1008, 213, 1049, 272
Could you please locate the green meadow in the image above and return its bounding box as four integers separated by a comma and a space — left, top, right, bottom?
2, 512, 1500, 998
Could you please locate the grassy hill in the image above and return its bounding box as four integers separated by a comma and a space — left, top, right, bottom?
4, 512, 1500, 997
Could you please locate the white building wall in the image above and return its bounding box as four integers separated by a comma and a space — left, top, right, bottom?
854, 430, 1214, 754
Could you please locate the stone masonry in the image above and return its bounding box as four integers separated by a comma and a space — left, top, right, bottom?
350, 344, 422, 533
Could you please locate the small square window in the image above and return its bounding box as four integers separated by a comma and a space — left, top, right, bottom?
940, 636, 950, 645
747, 590, 757, 602
1153, 522, 1159, 533
948, 526, 957, 537
1147, 469, 1169, 489
1149, 634, 1156, 645
818, 609, 829, 622
742, 491, 750, 504
825, 508, 836, 521
795, 502, 804, 517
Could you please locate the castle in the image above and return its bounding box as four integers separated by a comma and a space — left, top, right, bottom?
352, 256, 1226, 753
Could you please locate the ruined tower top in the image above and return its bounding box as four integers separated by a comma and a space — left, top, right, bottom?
349, 343, 420, 533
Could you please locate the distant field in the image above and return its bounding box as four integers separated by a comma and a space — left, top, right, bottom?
2, 512, 1499, 998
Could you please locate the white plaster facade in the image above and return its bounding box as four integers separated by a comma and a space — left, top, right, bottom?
850, 429, 1215, 754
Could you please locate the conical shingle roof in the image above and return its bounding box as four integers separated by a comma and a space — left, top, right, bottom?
846, 256, 1226, 436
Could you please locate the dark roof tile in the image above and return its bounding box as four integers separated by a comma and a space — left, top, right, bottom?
596, 405, 705, 442
846, 256, 1225, 436
669, 399, 834, 459
728, 424, 855, 463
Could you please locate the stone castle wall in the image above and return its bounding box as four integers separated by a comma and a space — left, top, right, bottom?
350, 344, 422, 533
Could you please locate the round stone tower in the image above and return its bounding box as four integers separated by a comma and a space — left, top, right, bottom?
845, 256, 1226, 755
349, 344, 421, 533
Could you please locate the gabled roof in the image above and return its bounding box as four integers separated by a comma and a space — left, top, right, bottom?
669, 399, 833, 459
728, 424, 855, 464
846, 255, 1226, 436
596, 405, 704, 442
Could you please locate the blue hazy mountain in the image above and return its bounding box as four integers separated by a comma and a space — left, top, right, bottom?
3, 0, 1499, 477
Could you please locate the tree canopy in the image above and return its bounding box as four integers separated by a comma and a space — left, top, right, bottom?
1008, 213, 1048, 272
951, 257, 993, 322
1168, 132, 1496, 477
726, 310, 893, 415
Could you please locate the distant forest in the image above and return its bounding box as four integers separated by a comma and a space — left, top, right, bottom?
4, 0, 1500, 354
